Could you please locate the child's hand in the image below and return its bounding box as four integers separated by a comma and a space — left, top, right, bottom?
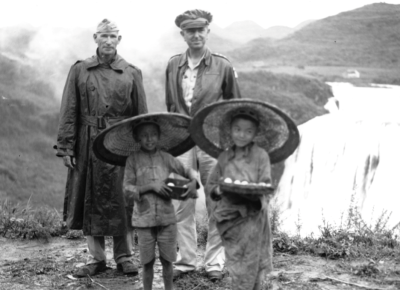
123, 184, 136, 204
181, 180, 198, 200
210, 186, 222, 201
151, 182, 172, 199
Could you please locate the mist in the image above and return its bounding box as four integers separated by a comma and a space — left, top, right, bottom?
0, 24, 193, 113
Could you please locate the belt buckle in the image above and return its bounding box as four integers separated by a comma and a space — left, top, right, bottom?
97, 117, 106, 130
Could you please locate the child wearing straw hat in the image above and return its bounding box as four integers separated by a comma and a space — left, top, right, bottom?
93, 112, 199, 290
190, 99, 299, 290
124, 114, 199, 290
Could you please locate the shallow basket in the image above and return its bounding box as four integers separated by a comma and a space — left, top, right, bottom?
165, 178, 189, 200
220, 181, 275, 196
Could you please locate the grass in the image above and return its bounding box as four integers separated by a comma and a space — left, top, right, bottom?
271, 196, 400, 261
0, 199, 67, 241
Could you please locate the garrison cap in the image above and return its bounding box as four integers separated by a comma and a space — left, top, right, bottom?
175, 9, 213, 30
96, 19, 119, 33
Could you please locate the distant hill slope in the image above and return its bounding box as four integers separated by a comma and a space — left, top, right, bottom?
237, 71, 330, 125
0, 54, 66, 208
263, 26, 293, 39
231, 3, 400, 68
224, 21, 268, 43
212, 20, 313, 43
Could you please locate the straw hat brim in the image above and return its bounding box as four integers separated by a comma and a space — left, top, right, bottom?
93, 113, 195, 166
189, 99, 300, 163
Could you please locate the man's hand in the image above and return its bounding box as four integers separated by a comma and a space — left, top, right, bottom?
151, 182, 172, 200
63, 156, 76, 169
181, 180, 198, 200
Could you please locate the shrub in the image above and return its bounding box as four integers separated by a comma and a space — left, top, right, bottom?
272, 198, 400, 260
0, 199, 67, 241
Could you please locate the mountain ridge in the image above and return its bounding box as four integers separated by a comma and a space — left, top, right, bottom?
230, 3, 400, 68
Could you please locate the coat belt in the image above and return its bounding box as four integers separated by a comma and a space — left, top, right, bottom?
80, 115, 126, 129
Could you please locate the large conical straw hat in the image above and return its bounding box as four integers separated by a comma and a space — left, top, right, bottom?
93, 113, 195, 166
190, 99, 300, 163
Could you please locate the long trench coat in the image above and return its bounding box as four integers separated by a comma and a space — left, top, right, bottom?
56, 53, 148, 236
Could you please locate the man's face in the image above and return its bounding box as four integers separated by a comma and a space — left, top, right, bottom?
180, 27, 209, 50
136, 124, 160, 153
93, 32, 121, 56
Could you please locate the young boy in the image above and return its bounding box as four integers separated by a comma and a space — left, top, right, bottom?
206, 109, 274, 290
123, 117, 198, 290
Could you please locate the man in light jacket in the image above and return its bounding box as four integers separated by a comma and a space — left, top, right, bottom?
165, 9, 241, 282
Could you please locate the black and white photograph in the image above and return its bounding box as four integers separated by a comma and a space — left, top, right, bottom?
1, 0, 400, 289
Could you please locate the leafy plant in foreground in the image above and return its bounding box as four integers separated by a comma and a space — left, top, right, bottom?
0, 198, 67, 241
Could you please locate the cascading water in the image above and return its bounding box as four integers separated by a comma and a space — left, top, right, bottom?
274, 82, 400, 236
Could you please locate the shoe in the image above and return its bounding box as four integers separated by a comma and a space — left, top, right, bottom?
117, 260, 139, 275
75, 261, 107, 277
172, 269, 192, 281
207, 270, 223, 282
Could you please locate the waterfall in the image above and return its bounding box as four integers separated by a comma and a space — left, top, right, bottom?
273, 83, 400, 236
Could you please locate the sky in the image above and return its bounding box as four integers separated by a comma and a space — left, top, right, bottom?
3, 0, 400, 31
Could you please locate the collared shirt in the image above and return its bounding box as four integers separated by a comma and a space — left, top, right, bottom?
166, 47, 241, 117
96, 50, 117, 67
181, 54, 205, 109
123, 149, 196, 228
206, 143, 272, 233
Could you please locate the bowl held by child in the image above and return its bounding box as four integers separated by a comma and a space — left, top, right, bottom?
220, 177, 274, 196
165, 178, 190, 200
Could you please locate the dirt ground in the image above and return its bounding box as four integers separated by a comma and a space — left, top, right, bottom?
0, 236, 399, 290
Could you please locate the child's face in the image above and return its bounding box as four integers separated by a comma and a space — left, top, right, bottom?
230, 117, 258, 148
136, 124, 160, 152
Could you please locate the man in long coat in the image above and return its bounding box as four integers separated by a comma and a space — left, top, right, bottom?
165, 9, 241, 281
56, 19, 148, 277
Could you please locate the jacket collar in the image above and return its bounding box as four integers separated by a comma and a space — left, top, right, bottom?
178, 47, 211, 68
84, 50, 127, 72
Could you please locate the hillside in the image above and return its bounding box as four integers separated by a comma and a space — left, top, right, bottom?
263, 25, 293, 39
0, 54, 66, 208
231, 3, 400, 69
224, 21, 268, 43
211, 20, 312, 43
237, 71, 330, 125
